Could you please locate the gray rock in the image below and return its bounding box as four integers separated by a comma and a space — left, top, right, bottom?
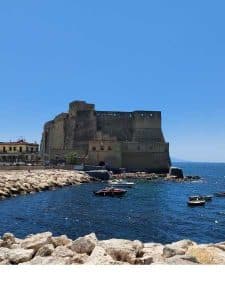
52, 246, 74, 258
71, 253, 89, 264
8, 248, 34, 264
2, 233, 16, 248
71, 233, 97, 255
142, 244, 164, 263
170, 240, 196, 250
99, 238, 143, 264
85, 246, 119, 265
162, 240, 196, 259
52, 235, 72, 247
36, 244, 55, 257
163, 246, 177, 258
163, 245, 186, 258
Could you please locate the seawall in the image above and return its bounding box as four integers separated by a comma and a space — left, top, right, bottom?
0, 170, 91, 199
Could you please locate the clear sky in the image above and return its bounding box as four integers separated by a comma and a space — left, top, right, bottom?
0, 0, 224, 162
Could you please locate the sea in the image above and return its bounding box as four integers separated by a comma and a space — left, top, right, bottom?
1, 162, 225, 244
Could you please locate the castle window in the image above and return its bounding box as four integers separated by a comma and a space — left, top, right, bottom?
100, 146, 104, 151
108, 146, 112, 151
9, 147, 12, 151
13, 147, 16, 151
3, 147, 6, 153
92, 147, 96, 151
19, 147, 22, 152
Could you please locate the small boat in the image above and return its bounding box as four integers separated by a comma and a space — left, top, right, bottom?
107, 179, 135, 188
214, 192, 225, 198
187, 199, 206, 206
189, 195, 213, 201
93, 187, 127, 197
187, 196, 205, 206
201, 195, 213, 201
189, 195, 202, 201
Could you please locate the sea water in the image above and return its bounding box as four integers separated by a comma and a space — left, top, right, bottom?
0, 162, 225, 244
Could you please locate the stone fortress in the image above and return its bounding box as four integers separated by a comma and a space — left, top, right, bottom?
41, 100, 171, 172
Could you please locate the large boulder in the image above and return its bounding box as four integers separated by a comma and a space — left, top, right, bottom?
21, 232, 53, 252
142, 243, 164, 264
36, 244, 55, 257
2, 233, 16, 248
8, 248, 34, 264
186, 245, 225, 264
70, 233, 97, 255
52, 246, 74, 258
85, 246, 122, 265
52, 235, 72, 248
99, 238, 144, 264
162, 240, 195, 258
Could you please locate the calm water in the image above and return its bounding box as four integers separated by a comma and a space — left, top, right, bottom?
1, 162, 225, 244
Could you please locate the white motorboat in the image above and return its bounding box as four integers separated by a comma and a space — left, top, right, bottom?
107, 179, 135, 188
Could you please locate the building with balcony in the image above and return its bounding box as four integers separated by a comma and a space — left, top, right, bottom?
0, 139, 39, 164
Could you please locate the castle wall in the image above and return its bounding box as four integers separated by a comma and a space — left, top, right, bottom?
96, 112, 133, 141
41, 100, 171, 172
87, 140, 122, 168
121, 142, 170, 171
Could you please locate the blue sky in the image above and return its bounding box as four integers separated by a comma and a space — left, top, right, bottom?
0, 1, 224, 162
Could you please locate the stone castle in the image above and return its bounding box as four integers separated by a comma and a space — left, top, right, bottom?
41, 100, 171, 172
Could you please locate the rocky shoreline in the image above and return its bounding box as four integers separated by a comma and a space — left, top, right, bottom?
112, 172, 201, 182
0, 231, 224, 264
0, 170, 91, 199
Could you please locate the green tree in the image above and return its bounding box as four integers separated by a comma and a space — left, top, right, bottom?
65, 152, 78, 165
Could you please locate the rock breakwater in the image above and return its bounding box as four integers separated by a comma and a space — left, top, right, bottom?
0, 170, 91, 199
0, 231, 224, 264
113, 172, 201, 182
